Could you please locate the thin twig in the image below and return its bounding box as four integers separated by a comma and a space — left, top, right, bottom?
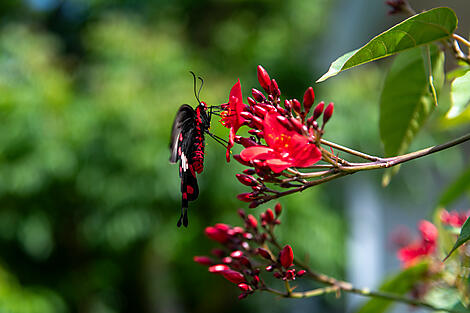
256, 133, 470, 204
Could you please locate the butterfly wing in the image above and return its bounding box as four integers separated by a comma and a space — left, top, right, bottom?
169, 104, 203, 227
170, 104, 195, 163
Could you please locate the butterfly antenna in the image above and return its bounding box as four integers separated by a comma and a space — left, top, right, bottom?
197, 76, 204, 102
189, 71, 202, 105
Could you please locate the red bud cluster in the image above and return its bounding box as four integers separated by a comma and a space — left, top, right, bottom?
218, 66, 336, 206
195, 203, 307, 299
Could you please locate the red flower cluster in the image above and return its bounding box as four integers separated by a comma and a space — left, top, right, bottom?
440, 209, 469, 228
397, 220, 438, 268
194, 203, 306, 299
219, 66, 335, 206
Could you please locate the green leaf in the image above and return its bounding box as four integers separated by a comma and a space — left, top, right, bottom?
317, 7, 457, 82
380, 46, 445, 186
438, 166, 470, 207
447, 71, 470, 118
356, 262, 429, 313
444, 216, 470, 261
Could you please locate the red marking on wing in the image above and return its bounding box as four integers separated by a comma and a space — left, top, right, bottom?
187, 185, 194, 194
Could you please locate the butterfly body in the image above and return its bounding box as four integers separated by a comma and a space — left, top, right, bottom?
170, 102, 210, 227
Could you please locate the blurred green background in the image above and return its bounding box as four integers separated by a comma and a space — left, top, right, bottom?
0, 0, 468, 312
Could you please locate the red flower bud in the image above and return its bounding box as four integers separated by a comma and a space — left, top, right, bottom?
273, 272, 282, 279
241, 241, 250, 249
270, 79, 280, 97
238, 283, 253, 292
284, 99, 292, 111
243, 168, 256, 175
240, 111, 253, 120
230, 250, 243, 258
276, 115, 293, 130
209, 264, 229, 273
249, 200, 261, 209
257, 65, 271, 93
222, 269, 246, 284
234, 136, 257, 148
265, 208, 275, 223
239, 256, 251, 267
297, 270, 307, 277
236, 174, 259, 187
274, 203, 282, 216
313, 101, 325, 120
247, 214, 258, 228
228, 226, 245, 236
323, 102, 334, 125
265, 265, 274, 272
205, 226, 228, 243
289, 117, 307, 134
256, 248, 272, 260
252, 88, 266, 102
211, 248, 225, 258
243, 232, 253, 240
238, 209, 246, 219
284, 269, 296, 281
279, 245, 294, 269
247, 97, 257, 106
303, 87, 315, 113
215, 223, 230, 232
237, 192, 256, 202
233, 154, 251, 166
222, 256, 232, 264
238, 293, 248, 300
292, 99, 301, 114
193, 256, 212, 266
251, 116, 264, 129
253, 105, 268, 117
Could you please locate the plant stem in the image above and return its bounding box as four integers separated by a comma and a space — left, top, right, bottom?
262, 284, 464, 312
320, 138, 384, 162
258, 133, 470, 204
453, 34, 470, 49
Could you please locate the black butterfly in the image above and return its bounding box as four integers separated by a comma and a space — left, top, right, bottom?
169, 73, 226, 227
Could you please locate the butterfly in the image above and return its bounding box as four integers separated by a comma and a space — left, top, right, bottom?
169, 73, 227, 227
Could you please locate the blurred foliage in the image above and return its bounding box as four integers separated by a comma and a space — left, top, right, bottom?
0, 1, 468, 313
0, 1, 347, 313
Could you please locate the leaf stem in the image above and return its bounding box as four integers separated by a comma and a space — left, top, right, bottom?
453, 34, 470, 49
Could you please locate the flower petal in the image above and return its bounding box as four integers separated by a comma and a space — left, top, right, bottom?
240, 146, 275, 162
265, 158, 292, 173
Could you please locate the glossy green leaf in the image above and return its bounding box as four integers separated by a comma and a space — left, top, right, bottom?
317, 7, 457, 82
380, 46, 445, 186
447, 71, 470, 118
444, 216, 470, 261
356, 262, 429, 313
438, 166, 470, 207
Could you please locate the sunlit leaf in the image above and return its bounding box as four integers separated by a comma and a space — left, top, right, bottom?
444, 216, 470, 261
317, 7, 457, 82
380, 46, 445, 186
356, 262, 429, 313
447, 71, 470, 118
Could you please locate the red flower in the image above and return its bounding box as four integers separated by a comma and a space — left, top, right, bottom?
440, 209, 469, 228
240, 112, 322, 173
220, 79, 248, 161
397, 220, 437, 268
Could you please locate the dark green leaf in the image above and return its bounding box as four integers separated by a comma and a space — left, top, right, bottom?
438, 166, 470, 207
444, 216, 470, 261
447, 71, 470, 118
380, 46, 445, 186
317, 7, 457, 82
356, 262, 429, 313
